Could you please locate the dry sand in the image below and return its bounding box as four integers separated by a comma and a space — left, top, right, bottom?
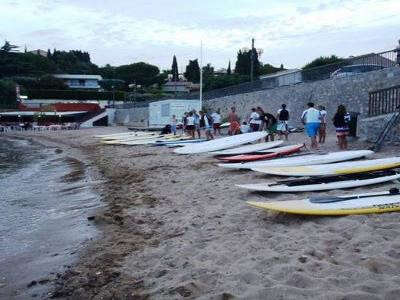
6, 127, 400, 299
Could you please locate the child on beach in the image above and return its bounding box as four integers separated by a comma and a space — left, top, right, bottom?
240, 121, 250, 133
249, 108, 261, 132
228, 107, 240, 135
186, 112, 195, 139
263, 112, 277, 141
276, 104, 289, 140
211, 109, 222, 136
199, 111, 214, 140
171, 115, 177, 135
318, 105, 327, 144
333, 105, 351, 150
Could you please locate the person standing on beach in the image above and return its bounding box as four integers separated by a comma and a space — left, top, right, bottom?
257, 107, 266, 131
263, 112, 277, 142
182, 112, 188, 135
318, 105, 327, 144
333, 105, 351, 150
249, 108, 261, 132
171, 115, 177, 135
186, 112, 195, 139
211, 109, 222, 136
199, 111, 214, 140
301, 102, 321, 149
228, 107, 240, 135
193, 110, 201, 139
276, 104, 289, 140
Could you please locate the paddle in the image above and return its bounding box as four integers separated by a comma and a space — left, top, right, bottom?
309, 188, 400, 203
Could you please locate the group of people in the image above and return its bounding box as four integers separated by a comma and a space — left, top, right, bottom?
172, 102, 353, 149
176, 109, 223, 140
227, 105, 291, 142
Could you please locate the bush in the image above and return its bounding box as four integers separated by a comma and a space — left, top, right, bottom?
27, 89, 126, 101
0, 79, 17, 109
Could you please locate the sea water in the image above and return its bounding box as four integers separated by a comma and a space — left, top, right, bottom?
0, 137, 102, 299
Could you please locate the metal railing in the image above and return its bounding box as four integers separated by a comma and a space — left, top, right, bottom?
369, 85, 400, 117
197, 49, 399, 101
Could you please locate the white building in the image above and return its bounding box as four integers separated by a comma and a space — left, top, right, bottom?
149, 99, 201, 128
53, 74, 102, 90
259, 69, 302, 86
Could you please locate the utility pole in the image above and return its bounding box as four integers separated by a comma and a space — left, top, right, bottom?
199, 41, 203, 109
250, 38, 255, 82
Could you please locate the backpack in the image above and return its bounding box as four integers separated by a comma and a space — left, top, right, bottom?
279, 109, 289, 121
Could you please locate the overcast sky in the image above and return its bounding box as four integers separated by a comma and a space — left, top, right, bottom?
1, 0, 399, 72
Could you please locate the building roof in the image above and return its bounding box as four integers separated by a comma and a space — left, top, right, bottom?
53, 74, 103, 80
163, 81, 190, 86
259, 69, 301, 79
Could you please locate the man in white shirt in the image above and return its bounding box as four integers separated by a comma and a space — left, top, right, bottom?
301, 102, 322, 149
249, 108, 261, 132
211, 109, 222, 136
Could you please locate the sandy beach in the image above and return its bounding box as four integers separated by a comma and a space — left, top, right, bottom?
5, 127, 400, 299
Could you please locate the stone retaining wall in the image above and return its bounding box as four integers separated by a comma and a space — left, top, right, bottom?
359, 113, 400, 143
204, 67, 400, 133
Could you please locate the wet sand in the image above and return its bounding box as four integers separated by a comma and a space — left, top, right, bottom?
5, 127, 400, 299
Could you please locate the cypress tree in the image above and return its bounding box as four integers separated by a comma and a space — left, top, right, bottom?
171, 55, 179, 81
227, 61, 231, 75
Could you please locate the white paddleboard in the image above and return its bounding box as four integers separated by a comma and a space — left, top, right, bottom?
219, 150, 374, 169
211, 141, 283, 155
258, 144, 307, 153
174, 132, 267, 154
237, 173, 400, 192
95, 132, 157, 139
247, 190, 400, 215
252, 157, 400, 176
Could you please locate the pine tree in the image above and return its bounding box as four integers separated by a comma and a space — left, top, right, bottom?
47, 49, 51, 58
234, 49, 260, 77
227, 61, 231, 75
171, 55, 179, 81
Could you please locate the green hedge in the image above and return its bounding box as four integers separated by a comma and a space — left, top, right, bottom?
27, 89, 126, 101
0, 79, 17, 109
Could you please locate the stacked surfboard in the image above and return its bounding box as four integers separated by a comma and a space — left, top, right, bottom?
214, 147, 400, 215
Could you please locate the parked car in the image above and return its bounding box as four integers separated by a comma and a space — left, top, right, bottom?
331, 64, 385, 78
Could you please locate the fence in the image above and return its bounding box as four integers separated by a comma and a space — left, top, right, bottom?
369, 85, 400, 116
198, 49, 398, 101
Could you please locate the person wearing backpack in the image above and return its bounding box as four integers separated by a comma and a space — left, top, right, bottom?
277, 104, 289, 140
199, 111, 214, 140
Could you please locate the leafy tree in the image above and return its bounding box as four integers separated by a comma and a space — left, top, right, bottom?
234, 49, 260, 77
203, 74, 249, 91
171, 55, 179, 81
99, 79, 125, 91
98, 64, 116, 79
259, 63, 284, 75
227, 61, 231, 75
0, 41, 19, 53
0, 79, 17, 108
184, 59, 200, 83
37, 75, 68, 89
302, 55, 347, 81
114, 62, 160, 87
202, 63, 214, 78
302, 55, 345, 70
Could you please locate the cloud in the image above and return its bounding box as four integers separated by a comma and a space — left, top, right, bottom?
0, 0, 399, 70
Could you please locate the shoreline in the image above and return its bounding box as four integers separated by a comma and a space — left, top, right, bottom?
3, 127, 400, 299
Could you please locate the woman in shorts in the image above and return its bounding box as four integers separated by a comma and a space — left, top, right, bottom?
333, 105, 350, 150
